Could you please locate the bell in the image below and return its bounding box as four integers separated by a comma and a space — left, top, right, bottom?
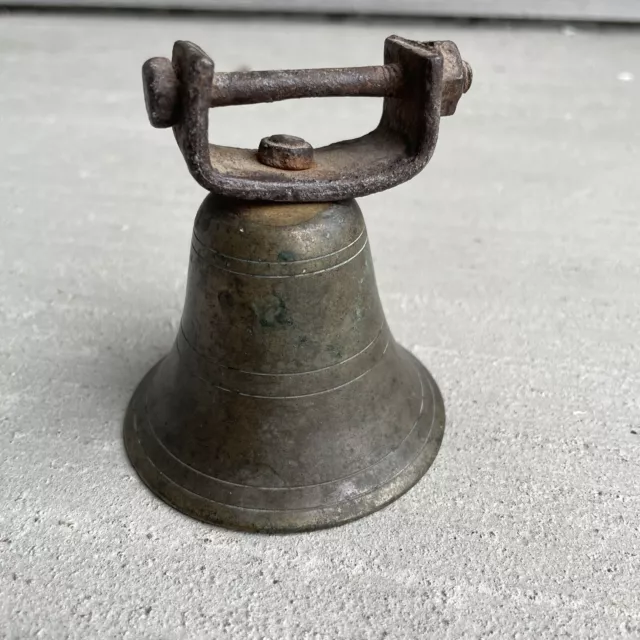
125, 36, 472, 531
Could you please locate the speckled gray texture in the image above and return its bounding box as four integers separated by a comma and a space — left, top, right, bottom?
1, 14, 639, 639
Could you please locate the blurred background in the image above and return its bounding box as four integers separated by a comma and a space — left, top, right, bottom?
3, 0, 640, 21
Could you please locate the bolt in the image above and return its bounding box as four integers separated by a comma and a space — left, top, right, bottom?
257, 135, 314, 171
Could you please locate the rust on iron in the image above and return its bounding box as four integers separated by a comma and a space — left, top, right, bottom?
142, 56, 180, 129
209, 64, 404, 107
257, 134, 315, 171
126, 35, 473, 532
141, 36, 472, 201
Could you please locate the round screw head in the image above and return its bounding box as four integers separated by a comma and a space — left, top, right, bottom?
142, 57, 179, 129
257, 134, 314, 171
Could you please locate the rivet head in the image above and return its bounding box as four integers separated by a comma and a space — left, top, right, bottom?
257, 134, 314, 171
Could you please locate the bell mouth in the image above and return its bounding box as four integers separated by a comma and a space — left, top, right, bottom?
123, 347, 445, 533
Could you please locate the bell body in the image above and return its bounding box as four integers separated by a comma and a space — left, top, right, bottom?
124, 195, 445, 532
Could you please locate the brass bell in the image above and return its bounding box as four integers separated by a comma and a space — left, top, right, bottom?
124, 36, 472, 532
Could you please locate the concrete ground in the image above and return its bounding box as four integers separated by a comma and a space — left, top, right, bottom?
1, 12, 639, 639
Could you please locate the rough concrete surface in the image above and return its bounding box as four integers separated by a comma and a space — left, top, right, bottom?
1, 13, 639, 640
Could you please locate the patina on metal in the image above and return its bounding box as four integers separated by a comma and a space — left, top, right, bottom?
125, 36, 472, 532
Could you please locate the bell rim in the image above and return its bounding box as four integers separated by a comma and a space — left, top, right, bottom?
123, 348, 445, 533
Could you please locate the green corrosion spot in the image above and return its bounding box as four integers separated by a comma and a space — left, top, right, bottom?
277, 250, 296, 262
326, 344, 343, 359
252, 295, 293, 328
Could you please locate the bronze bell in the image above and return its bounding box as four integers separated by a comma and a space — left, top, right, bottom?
124, 36, 472, 532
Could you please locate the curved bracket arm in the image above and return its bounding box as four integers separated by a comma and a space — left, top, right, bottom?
142, 36, 472, 202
